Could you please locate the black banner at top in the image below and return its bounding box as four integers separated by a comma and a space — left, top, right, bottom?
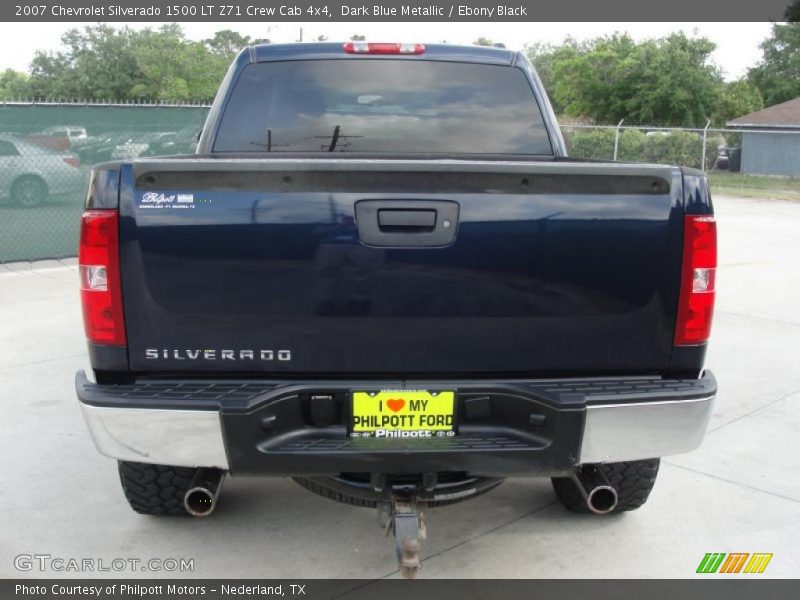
1, 0, 797, 22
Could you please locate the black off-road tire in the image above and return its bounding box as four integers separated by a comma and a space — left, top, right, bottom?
118, 461, 196, 516
551, 459, 660, 513
293, 476, 503, 508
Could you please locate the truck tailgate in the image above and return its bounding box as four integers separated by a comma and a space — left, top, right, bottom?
119, 159, 683, 376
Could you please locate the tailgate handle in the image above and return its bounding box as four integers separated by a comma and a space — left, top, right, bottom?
378, 209, 436, 231
355, 200, 459, 247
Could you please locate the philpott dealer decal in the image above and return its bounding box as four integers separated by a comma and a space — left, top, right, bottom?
138, 191, 198, 209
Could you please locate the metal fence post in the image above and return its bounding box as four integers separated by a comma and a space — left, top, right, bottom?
701, 120, 711, 171
613, 119, 624, 161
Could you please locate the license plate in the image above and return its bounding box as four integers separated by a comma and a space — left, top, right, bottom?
351, 390, 455, 438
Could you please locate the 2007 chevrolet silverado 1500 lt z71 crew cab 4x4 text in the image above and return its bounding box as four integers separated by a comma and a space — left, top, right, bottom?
76, 41, 718, 577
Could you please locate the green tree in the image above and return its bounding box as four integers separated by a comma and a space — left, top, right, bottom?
525, 39, 583, 114
564, 128, 646, 161
24, 24, 231, 102
550, 33, 721, 127
525, 42, 557, 107
644, 131, 707, 169
28, 25, 141, 100
473, 37, 493, 46
0, 69, 31, 99
716, 80, 764, 124
748, 23, 800, 107
130, 25, 228, 101
204, 30, 252, 57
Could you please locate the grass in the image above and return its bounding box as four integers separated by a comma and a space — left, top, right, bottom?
708, 172, 800, 201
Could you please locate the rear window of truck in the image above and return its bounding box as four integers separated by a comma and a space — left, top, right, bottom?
213, 60, 553, 155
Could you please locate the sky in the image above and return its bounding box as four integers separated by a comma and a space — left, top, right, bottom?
0, 22, 774, 81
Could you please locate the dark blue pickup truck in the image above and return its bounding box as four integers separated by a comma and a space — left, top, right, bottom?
75, 42, 717, 576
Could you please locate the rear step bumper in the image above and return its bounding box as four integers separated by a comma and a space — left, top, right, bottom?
76, 371, 716, 476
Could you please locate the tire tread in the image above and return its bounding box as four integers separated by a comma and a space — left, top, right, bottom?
118, 461, 195, 516
551, 459, 660, 513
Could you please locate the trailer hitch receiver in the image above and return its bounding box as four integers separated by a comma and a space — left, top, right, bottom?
377, 483, 428, 579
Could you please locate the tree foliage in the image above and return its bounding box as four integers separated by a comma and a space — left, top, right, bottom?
747, 23, 800, 107
128, 25, 232, 101
14, 24, 246, 102
564, 128, 712, 169
565, 128, 647, 162
0, 69, 30, 98
524, 40, 583, 114
204, 30, 252, 57
530, 33, 722, 127
717, 80, 764, 123
1, 23, 795, 128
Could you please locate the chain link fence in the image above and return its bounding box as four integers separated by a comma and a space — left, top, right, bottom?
0, 101, 209, 263
561, 123, 800, 200
2, 102, 799, 262
561, 123, 797, 173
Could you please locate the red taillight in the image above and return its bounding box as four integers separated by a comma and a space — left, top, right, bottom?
63, 156, 81, 168
79, 210, 126, 346
674, 215, 717, 346
343, 42, 425, 55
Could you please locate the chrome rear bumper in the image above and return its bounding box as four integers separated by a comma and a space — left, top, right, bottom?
79, 403, 229, 469
76, 371, 716, 471
579, 395, 714, 463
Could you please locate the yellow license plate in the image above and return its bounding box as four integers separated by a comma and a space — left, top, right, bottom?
351, 390, 455, 438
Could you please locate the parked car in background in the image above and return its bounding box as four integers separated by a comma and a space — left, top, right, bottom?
26, 126, 89, 152
77, 129, 200, 165
77, 131, 136, 166
715, 145, 730, 170
0, 136, 85, 207
714, 145, 742, 172
111, 131, 173, 159
146, 125, 201, 156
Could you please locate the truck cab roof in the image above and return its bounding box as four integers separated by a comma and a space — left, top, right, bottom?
248, 42, 518, 66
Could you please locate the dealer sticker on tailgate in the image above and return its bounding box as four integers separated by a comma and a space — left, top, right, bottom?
351, 390, 455, 438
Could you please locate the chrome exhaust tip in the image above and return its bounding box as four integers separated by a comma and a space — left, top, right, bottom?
184, 468, 224, 517
570, 466, 618, 515
586, 485, 618, 515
